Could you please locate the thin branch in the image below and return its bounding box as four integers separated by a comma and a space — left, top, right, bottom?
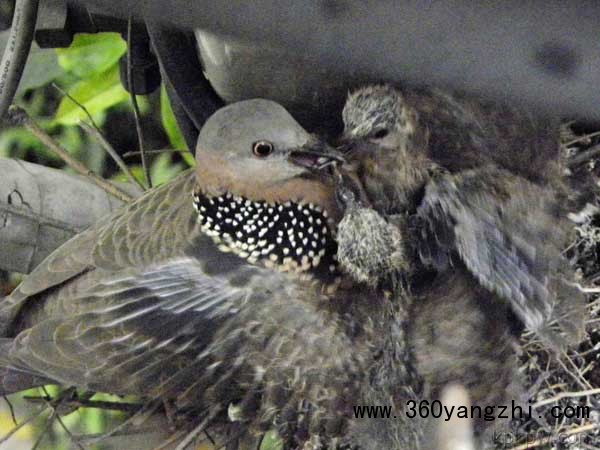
23, 395, 142, 413
51, 83, 145, 193
123, 148, 190, 158
533, 387, 600, 409
127, 16, 151, 188
79, 121, 146, 193
76, 426, 167, 441
39, 386, 86, 450
214, 430, 244, 450
568, 143, 600, 168
254, 433, 265, 450
51, 83, 99, 128
56, 414, 86, 450
0, 387, 77, 447
580, 286, 600, 293
30, 409, 57, 450
205, 429, 217, 447
2, 396, 17, 426
6, 105, 133, 203
563, 131, 600, 147
71, 399, 142, 413
557, 352, 593, 391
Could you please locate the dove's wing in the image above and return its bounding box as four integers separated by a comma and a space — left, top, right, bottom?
1, 257, 363, 427
416, 167, 585, 344
0, 171, 197, 334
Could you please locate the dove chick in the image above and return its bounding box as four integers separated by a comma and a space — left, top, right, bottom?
332, 165, 408, 289
337, 83, 586, 346
318, 84, 588, 445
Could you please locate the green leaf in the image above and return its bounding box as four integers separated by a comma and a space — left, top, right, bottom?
160, 84, 195, 166
112, 165, 145, 186
56, 32, 127, 78
53, 66, 130, 126
150, 152, 185, 185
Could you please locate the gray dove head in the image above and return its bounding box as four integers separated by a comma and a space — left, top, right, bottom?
193, 99, 346, 274
342, 85, 417, 150
194, 99, 344, 221
197, 99, 337, 186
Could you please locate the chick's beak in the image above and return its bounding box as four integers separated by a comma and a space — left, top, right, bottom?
288, 147, 346, 171
333, 134, 354, 153
335, 133, 377, 157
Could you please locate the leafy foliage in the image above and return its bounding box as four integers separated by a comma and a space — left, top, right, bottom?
160, 85, 186, 151
55, 33, 127, 78
53, 65, 130, 126
2, 31, 191, 188
160, 84, 193, 165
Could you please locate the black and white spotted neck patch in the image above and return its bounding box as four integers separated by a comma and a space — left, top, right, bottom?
193, 191, 339, 277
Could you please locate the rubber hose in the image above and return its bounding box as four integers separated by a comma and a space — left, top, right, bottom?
0, 0, 39, 120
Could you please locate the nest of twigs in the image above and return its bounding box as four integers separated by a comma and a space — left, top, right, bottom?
501, 123, 600, 450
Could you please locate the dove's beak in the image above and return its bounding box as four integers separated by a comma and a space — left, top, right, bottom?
288, 148, 346, 171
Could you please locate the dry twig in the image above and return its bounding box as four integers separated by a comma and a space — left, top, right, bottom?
533, 387, 600, 408
564, 131, 600, 148
23, 394, 143, 414
30, 409, 57, 450
6, 105, 133, 203
568, 144, 600, 168
123, 148, 190, 158
2, 396, 17, 426
51, 83, 146, 193
78, 121, 146, 193
38, 386, 86, 450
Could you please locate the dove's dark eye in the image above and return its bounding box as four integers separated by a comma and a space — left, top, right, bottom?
252, 140, 274, 157
371, 128, 389, 139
